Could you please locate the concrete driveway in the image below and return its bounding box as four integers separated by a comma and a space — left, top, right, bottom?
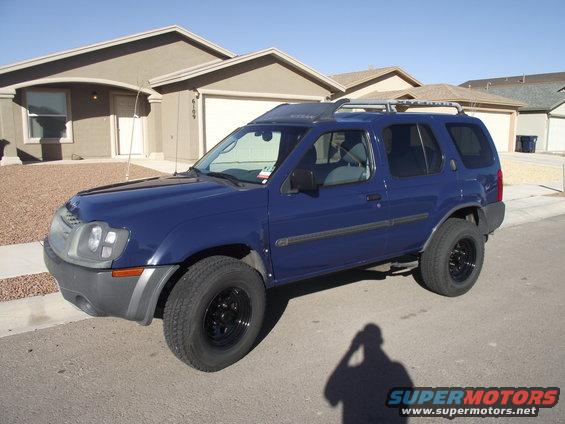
1, 215, 564, 424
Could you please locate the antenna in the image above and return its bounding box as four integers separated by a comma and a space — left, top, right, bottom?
125, 80, 145, 181
173, 90, 181, 176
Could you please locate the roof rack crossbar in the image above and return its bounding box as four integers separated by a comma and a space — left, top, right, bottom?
340, 99, 465, 114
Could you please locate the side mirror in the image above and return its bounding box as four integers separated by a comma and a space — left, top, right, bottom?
289, 169, 317, 192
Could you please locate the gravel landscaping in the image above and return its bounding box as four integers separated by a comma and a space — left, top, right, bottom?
501, 159, 563, 185
0, 273, 58, 301
0, 162, 164, 246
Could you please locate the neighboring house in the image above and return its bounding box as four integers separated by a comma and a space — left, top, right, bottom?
332, 68, 524, 152
0, 25, 343, 165
331, 67, 422, 99
461, 72, 565, 152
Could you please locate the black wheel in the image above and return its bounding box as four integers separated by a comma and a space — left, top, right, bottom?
163, 256, 265, 371
419, 218, 485, 297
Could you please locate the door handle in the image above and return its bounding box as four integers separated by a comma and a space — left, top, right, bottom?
366, 193, 382, 202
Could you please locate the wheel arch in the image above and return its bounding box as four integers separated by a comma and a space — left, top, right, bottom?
153, 243, 268, 320
421, 203, 487, 252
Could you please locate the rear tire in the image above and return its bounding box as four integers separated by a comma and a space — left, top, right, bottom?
420, 218, 485, 297
163, 255, 266, 372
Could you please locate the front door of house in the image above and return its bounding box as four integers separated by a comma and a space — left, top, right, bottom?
114, 95, 143, 155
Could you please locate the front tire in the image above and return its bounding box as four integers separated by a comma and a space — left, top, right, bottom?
163, 256, 266, 372
420, 218, 485, 297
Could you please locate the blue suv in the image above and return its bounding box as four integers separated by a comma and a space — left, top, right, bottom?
44, 99, 505, 371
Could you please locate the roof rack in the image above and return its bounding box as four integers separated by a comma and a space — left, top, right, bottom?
340, 99, 465, 114
249, 98, 464, 124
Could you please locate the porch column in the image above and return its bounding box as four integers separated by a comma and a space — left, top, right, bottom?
0, 88, 22, 166
147, 94, 164, 160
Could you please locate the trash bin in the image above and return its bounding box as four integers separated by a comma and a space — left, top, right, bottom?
517, 135, 537, 153
515, 136, 522, 152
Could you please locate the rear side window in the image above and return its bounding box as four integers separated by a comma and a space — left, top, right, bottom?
446, 123, 494, 169
382, 124, 443, 178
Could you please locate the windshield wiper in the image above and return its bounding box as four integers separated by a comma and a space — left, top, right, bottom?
203, 171, 244, 187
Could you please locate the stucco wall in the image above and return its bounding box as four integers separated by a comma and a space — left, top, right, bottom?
550, 102, 565, 117
161, 86, 199, 162
517, 113, 548, 150
335, 74, 416, 99
194, 57, 331, 97
12, 84, 151, 161
158, 56, 334, 162
0, 33, 225, 89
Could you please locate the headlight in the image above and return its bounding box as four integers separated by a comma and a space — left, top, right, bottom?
48, 207, 130, 269
88, 225, 102, 252
67, 221, 130, 267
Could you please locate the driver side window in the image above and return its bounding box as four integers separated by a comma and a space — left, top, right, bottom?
297, 130, 372, 187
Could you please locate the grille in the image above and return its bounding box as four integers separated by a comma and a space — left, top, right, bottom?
61, 208, 83, 228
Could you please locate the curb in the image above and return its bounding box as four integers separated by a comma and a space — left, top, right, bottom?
501, 195, 565, 229
0, 242, 47, 279
0, 293, 90, 338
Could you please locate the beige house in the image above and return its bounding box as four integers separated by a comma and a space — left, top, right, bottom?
331, 68, 525, 152
462, 73, 565, 152
0, 26, 343, 165
0, 28, 527, 165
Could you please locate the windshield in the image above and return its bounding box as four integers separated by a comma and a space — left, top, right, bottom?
193, 125, 308, 184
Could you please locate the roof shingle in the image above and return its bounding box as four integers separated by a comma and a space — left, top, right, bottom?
331, 67, 421, 88
472, 82, 565, 112
359, 84, 525, 108
461, 71, 565, 89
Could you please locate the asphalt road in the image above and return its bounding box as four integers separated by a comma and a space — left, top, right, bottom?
1, 215, 565, 424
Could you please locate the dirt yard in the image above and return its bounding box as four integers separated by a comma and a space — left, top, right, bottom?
0, 162, 164, 245
501, 159, 563, 185
0, 273, 58, 301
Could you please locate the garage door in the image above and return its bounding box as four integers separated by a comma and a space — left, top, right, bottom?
547, 117, 565, 151
204, 96, 286, 152
466, 111, 511, 152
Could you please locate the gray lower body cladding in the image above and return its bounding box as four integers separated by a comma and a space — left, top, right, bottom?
484, 201, 505, 233
43, 238, 178, 325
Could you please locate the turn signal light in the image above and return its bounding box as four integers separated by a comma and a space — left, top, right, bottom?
111, 267, 144, 278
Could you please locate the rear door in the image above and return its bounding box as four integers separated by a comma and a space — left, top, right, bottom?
267, 124, 389, 283
375, 116, 461, 255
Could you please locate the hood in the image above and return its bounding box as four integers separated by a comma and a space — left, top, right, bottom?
63, 175, 268, 269
66, 175, 254, 225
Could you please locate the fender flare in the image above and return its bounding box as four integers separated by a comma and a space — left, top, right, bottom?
421, 203, 487, 252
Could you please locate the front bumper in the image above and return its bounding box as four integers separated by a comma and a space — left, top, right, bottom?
44, 238, 178, 325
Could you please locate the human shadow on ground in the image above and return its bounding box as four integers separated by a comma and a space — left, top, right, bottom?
325, 324, 413, 424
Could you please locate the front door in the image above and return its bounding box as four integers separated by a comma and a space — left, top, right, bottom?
114, 95, 144, 155
268, 126, 389, 283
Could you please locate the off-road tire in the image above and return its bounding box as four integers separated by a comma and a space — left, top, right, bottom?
420, 218, 485, 297
163, 255, 266, 372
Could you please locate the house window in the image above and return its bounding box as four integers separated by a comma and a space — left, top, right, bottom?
25, 89, 72, 142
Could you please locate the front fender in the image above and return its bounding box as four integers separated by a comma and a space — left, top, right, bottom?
147, 208, 269, 269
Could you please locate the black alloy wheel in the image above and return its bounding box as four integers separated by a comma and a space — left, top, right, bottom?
448, 237, 477, 283
203, 287, 252, 348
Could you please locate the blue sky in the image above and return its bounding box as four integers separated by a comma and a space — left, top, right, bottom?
1, 0, 564, 85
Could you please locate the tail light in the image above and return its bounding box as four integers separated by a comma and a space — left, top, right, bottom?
497, 168, 503, 201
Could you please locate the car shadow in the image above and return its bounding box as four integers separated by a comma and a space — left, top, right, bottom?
324, 324, 413, 423
255, 266, 418, 348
